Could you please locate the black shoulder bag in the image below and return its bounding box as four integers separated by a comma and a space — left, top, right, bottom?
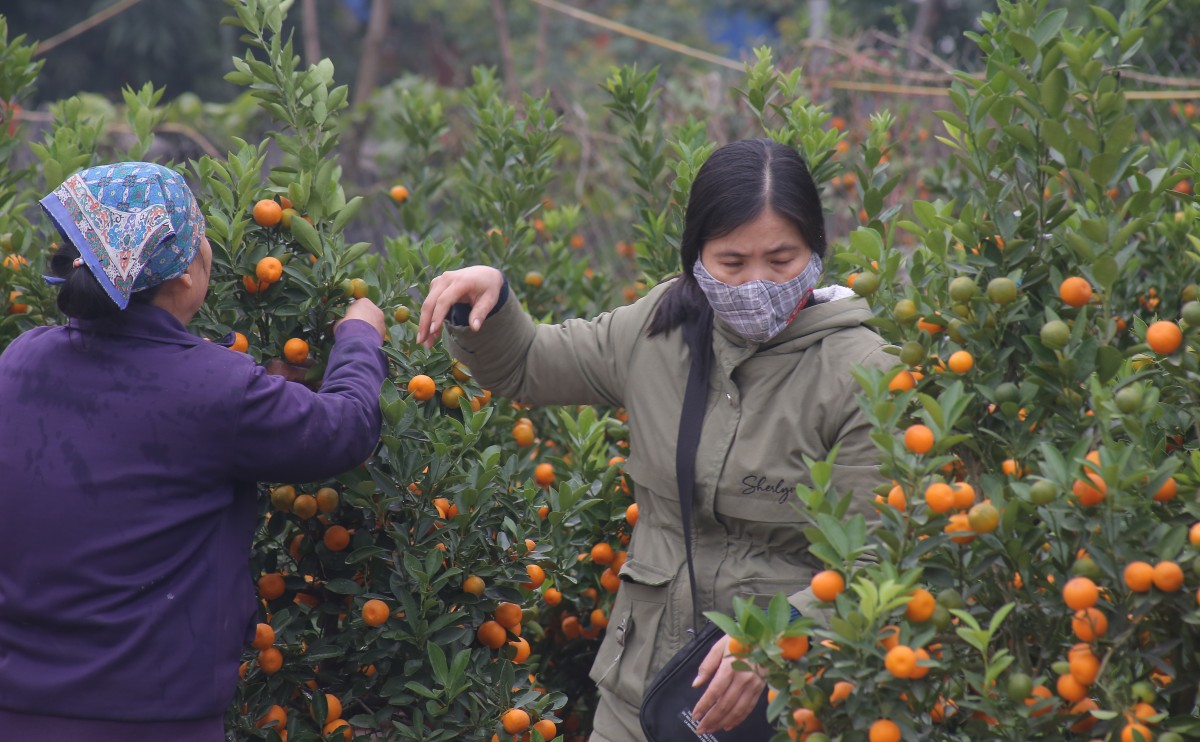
639, 311, 774, 742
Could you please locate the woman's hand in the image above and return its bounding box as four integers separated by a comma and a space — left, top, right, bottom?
416, 266, 505, 348
336, 298, 387, 343
690, 634, 767, 735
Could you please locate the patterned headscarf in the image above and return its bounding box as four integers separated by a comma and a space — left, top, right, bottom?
39, 162, 205, 309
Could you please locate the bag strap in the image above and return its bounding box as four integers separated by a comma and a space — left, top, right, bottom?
675, 308, 713, 630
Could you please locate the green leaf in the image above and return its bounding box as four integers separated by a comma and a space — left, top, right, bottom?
1093, 255, 1119, 289
809, 460, 832, 490
852, 579, 879, 622
1089, 5, 1119, 33
815, 513, 851, 559
703, 611, 742, 637
1041, 118, 1069, 153
987, 602, 1015, 636
990, 61, 1039, 99
1096, 346, 1123, 383
1002, 124, 1038, 152
428, 642, 449, 687
340, 241, 372, 267
848, 228, 884, 260
955, 627, 989, 654
1064, 231, 1095, 260
289, 214, 323, 256
808, 543, 842, 568
985, 652, 1016, 685
331, 195, 364, 233
916, 393, 946, 430
767, 593, 791, 633
1157, 525, 1189, 562
1040, 68, 1068, 118
325, 578, 362, 594
303, 644, 349, 662
1104, 114, 1132, 156
449, 647, 471, 681
223, 69, 254, 87
404, 681, 439, 699
1080, 218, 1108, 244
346, 545, 389, 564
949, 608, 982, 632
1088, 152, 1119, 186
1066, 116, 1101, 152
910, 200, 937, 227
1009, 33, 1039, 65
1031, 9, 1070, 47
829, 616, 859, 643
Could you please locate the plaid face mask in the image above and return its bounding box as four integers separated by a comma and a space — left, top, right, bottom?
692, 252, 823, 343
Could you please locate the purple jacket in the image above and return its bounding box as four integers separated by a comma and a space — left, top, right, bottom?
0, 304, 387, 734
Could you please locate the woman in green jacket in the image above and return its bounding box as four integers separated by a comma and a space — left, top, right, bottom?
418, 139, 892, 740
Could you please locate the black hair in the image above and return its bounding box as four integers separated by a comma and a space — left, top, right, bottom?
49, 242, 159, 321
646, 138, 826, 337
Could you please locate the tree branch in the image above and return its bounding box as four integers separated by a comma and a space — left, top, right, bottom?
490, 0, 520, 103
345, 0, 392, 184
907, 0, 944, 69
34, 0, 149, 57
353, 0, 391, 108
807, 0, 830, 72
302, 0, 322, 68
533, 5, 550, 94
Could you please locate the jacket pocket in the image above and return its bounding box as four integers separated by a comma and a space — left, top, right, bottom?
734, 576, 802, 609
621, 455, 678, 521
733, 575, 833, 629
588, 558, 673, 707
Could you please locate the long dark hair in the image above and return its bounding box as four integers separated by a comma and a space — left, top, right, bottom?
646, 138, 826, 337
48, 242, 159, 321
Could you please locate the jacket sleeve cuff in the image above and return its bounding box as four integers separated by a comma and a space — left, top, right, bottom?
449, 276, 509, 327
334, 318, 383, 344
788, 587, 833, 629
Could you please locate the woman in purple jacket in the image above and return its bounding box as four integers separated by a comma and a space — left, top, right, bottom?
0, 162, 389, 741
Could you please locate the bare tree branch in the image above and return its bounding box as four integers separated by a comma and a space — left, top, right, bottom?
533, 5, 550, 94
353, 0, 391, 108
569, 102, 591, 200
491, 0, 520, 103
1122, 70, 1200, 87
34, 0, 148, 57
302, 0, 322, 67
908, 0, 944, 69
799, 36, 957, 83
869, 30, 956, 76
807, 0, 830, 72
345, 0, 392, 184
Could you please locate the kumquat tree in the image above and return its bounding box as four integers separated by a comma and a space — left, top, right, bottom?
1, 0, 1199, 740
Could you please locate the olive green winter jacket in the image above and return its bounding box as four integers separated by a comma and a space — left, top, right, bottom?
445, 278, 893, 723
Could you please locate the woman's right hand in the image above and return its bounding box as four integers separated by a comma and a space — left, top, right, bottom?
338, 297, 387, 343
417, 266, 505, 348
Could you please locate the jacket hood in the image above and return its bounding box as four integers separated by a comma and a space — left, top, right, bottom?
713, 285, 876, 355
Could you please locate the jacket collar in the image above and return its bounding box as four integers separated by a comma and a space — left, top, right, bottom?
71, 303, 204, 347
